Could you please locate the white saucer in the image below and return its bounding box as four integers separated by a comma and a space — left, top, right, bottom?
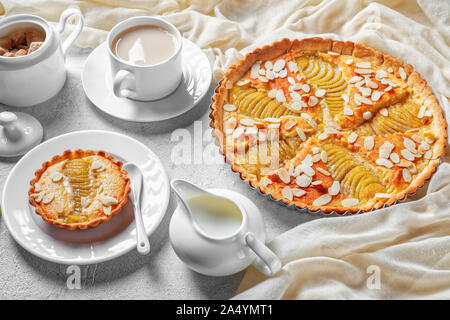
1, 130, 170, 264
82, 39, 212, 122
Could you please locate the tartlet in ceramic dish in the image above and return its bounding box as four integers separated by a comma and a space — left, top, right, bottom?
28, 150, 130, 230
210, 37, 447, 214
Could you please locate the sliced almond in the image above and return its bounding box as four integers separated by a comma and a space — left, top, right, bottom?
282, 186, 293, 201
355, 68, 373, 75
398, 67, 406, 80
315, 89, 326, 98
348, 132, 358, 144
401, 149, 415, 161
363, 111, 372, 120
418, 105, 427, 119
402, 168, 412, 182
349, 76, 362, 83
287, 61, 298, 73
278, 168, 291, 184
302, 84, 310, 93
32, 192, 43, 203
320, 150, 328, 163
103, 206, 112, 215
342, 198, 359, 207
34, 182, 42, 192
424, 150, 433, 159
318, 132, 329, 141
389, 152, 400, 163
380, 108, 388, 116
97, 194, 119, 206
313, 194, 332, 206
308, 96, 319, 107
371, 91, 382, 101
261, 177, 272, 187
292, 188, 306, 197
364, 136, 374, 150
343, 107, 353, 116
50, 172, 63, 182
376, 158, 393, 168
356, 62, 371, 68
224, 104, 237, 112
296, 127, 306, 141
316, 167, 330, 176
296, 174, 312, 187
311, 180, 323, 186
403, 137, 417, 152
328, 181, 340, 196
42, 193, 54, 204
312, 147, 321, 154
273, 59, 286, 72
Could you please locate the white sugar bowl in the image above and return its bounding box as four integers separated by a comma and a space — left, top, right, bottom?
0, 8, 84, 107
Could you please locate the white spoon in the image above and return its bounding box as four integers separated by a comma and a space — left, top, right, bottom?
123, 162, 151, 255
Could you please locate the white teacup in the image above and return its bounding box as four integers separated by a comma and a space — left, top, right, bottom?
107, 16, 183, 101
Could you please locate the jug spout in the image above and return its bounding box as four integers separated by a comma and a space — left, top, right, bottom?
170, 179, 207, 203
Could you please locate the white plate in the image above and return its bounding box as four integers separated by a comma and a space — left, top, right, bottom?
82, 39, 212, 122
1, 130, 170, 264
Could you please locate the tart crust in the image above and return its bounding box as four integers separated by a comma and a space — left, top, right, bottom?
210, 37, 447, 214
28, 149, 131, 230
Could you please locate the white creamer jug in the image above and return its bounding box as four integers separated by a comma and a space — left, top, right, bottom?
170, 179, 282, 277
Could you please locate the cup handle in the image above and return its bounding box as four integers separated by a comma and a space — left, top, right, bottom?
57, 7, 85, 56
113, 70, 136, 98
245, 232, 282, 276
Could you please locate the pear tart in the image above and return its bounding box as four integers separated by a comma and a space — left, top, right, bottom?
29, 150, 131, 229
210, 37, 447, 213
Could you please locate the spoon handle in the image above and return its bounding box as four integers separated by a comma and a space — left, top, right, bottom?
133, 188, 151, 255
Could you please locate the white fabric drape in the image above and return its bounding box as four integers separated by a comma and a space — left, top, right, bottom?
1, 0, 448, 299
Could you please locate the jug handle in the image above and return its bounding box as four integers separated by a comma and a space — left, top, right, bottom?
57, 7, 85, 56
245, 232, 282, 276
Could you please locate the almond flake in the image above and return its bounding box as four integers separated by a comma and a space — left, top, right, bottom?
42, 193, 54, 204
98, 194, 119, 206
258, 69, 266, 75
328, 181, 340, 196
389, 152, 400, 163
268, 123, 280, 129
296, 174, 312, 187
312, 147, 321, 154
356, 62, 371, 68
287, 77, 296, 85
371, 91, 382, 101
315, 89, 326, 98
355, 68, 373, 75
316, 167, 330, 176
398, 67, 406, 80
345, 58, 354, 65
342, 198, 359, 207
380, 108, 388, 116
33, 192, 43, 203
261, 177, 272, 187
278, 168, 291, 184
302, 84, 310, 93
318, 132, 329, 141
290, 91, 301, 101
276, 90, 286, 103
279, 69, 288, 78
237, 79, 250, 86
375, 70, 387, 80
358, 95, 373, 105
258, 75, 268, 82
325, 127, 339, 134
366, 78, 379, 89
287, 61, 298, 73
375, 193, 391, 199
358, 86, 371, 97
224, 104, 237, 112
417, 106, 427, 119
349, 76, 363, 83
302, 154, 313, 167
312, 180, 323, 186
313, 194, 332, 206
265, 61, 273, 70
240, 118, 255, 126
364, 136, 374, 150
320, 150, 328, 163
342, 94, 349, 102
273, 59, 286, 72
245, 126, 258, 135
308, 96, 319, 107
311, 154, 321, 163
348, 132, 358, 144
296, 127, 306, 141
34, 183, 42, 192
401, 149, 415, 161
411, 134, 422, 144
363, 111, 372, 120
328, 51, 340, 56
232, 126, 245, 139
384, 86, 393, 92
266, 117, 281, 123
81, 197, 91, 208
387, 67, 393, 73
424, 150, 432, 159
282, 187, 293, 202
403, 137, 417, 152
284, 120, 297, 130
302, 165, 316, 177
343, 107, 353, 116
376, 158, 393, 168
103, 206, 112, 215
51, 172, 63, 182
402, 168, 412, 182
292, 188, 306, 197
268, 89, 278, 98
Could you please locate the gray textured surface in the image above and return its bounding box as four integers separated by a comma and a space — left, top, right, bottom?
0, 47, 319, 300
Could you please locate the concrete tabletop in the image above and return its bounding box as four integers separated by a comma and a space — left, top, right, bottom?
0, 47, 319, 300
